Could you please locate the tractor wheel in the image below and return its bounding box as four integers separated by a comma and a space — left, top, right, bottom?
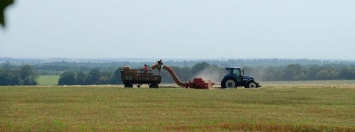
221, 78, 237, 88
137, 84, 142, 88
149, 83, 159, 88
124, 83, 133, 88
245, 81, 257, 88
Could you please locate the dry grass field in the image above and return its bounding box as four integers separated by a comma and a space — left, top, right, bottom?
1, 81, 355, 131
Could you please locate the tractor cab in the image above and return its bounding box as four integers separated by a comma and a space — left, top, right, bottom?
221, 67, 261, 88
226, 67, 242, 75
225, 67, 243, 82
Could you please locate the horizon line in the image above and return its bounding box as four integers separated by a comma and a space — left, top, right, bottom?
1, 57, 355, 62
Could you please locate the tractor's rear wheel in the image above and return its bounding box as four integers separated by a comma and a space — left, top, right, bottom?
221, 78, 237, 88
245, 81, 257, 88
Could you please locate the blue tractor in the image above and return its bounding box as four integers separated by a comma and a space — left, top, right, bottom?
221, 67, 261, 88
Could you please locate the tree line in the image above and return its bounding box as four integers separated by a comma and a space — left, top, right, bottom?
2, 58, 355, 75
57, 62, 355, 85
0, 65, 38, 85
161, 63, 355, 82
246, 64, 355, 81
58, 68, 122, 85
1, 62, 355, 86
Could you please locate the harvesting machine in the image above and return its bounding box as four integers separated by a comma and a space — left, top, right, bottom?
152, 64, 214, 89
121, 61, 261, 89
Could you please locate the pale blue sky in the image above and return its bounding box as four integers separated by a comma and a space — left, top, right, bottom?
1, 0, 355, 60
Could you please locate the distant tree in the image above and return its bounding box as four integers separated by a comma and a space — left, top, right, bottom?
76, 71, 87, 85
0, 65, 38, 86
307, 65, 320, 80
263, 66, 282, 81
191, 62, 209, 74
243, 66, 262, 79
316, 66, 339, 80
98, 71, 111, 84
58, 71, 76, 85
339, 66, 355, 79
110, 68, 122, 84
1, 60, 12, 69
18, 65, 38, 85
283, 64, 308, 80
0, 69, 20, 85
85, 69, 101, 85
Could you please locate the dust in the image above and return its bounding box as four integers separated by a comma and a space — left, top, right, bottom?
193, 67, 224, 83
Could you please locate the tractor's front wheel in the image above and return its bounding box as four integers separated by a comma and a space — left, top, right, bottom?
245, 81, 257, 88
221, 78, 237, 88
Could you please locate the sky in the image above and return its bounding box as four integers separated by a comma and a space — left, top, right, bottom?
0, 0, 355, 60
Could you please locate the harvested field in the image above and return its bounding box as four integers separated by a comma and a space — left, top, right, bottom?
0, 81, 354, 131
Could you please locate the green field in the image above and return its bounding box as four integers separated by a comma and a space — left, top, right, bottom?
1, 82, 355, 131
37, 75, 60, 86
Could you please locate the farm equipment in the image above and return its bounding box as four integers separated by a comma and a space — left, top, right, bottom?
121, 62, 259, 89
152, 64, 214, 89
121, 66, 161, 88
221, 67, 261, 88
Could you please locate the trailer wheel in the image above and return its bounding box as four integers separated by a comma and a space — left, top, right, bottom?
137, 84, 142, 88
149, 83, 159, 88
221, 78, 237, 88
245, 81, 257, 88
124, 83, 133, 88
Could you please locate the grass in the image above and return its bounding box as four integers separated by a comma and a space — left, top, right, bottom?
260, 80, 355, 88
0, 82, 355, 131
37, 75, 59, 86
